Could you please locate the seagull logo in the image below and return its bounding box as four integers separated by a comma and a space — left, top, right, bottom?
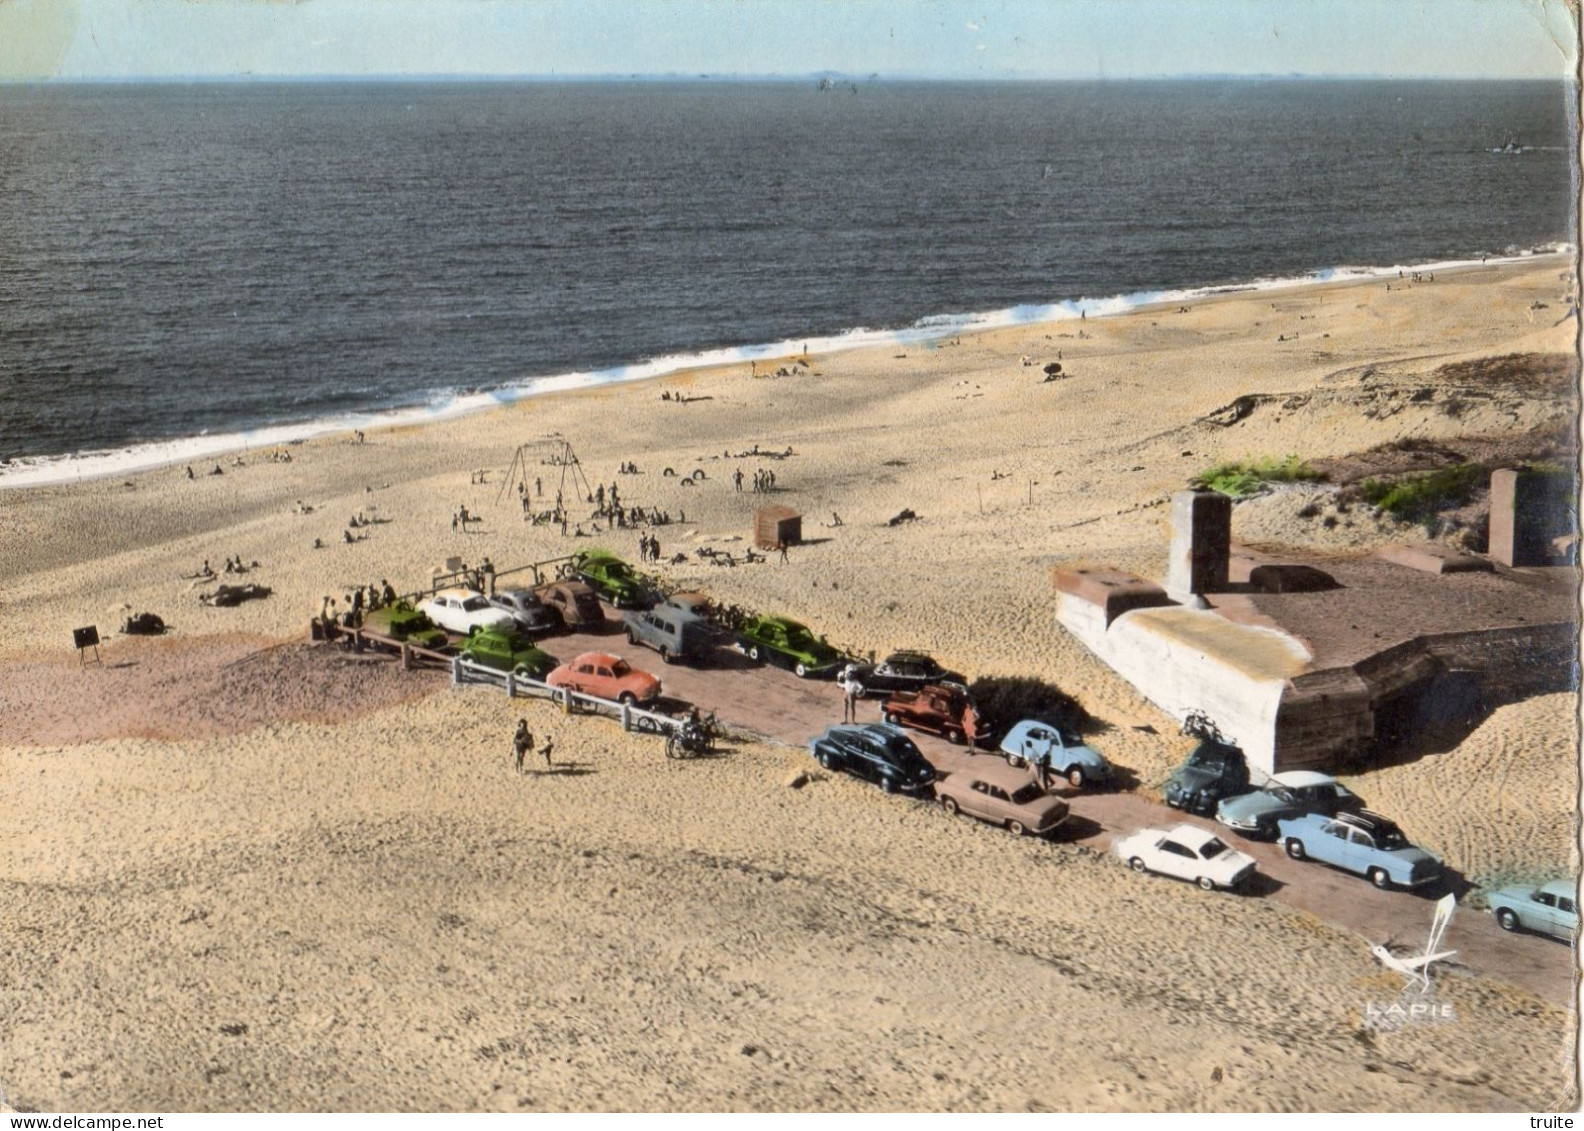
1370, 893, 1457, 993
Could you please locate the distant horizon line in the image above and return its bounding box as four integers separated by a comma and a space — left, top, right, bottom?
2, 71, 1575, 86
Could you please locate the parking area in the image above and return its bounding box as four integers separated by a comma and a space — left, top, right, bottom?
444, 616, 1573, 1006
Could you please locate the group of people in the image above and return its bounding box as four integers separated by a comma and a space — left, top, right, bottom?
733, 467, 777, 493
512, 720, 556, 772
637, 534, 663, 563
322, 579, 400, 630
451, 505, 476, 533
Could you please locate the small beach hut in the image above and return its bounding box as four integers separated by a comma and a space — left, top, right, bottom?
754, 506, 802, 550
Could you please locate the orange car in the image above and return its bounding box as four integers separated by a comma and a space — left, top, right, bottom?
545, 651, 662, 705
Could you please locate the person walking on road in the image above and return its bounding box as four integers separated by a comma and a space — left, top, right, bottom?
840, 664, 864, 723
513, 720, 533, 774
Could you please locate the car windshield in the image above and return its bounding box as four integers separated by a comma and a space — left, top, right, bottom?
1009, 783, 1044, 804
610, 660, 630, 676
461, 596, 489, 611
1200, 838, 1229, 859
1266, 786, 1298, 803
785, 627, 815, 648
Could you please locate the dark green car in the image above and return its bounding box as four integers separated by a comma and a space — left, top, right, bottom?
736, 615, 843, 678
572, 551, 653, 609
459, 627, 557, 679
364, 601, 449, 650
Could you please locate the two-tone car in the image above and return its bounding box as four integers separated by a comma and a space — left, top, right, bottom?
738, 615, 843, 678
808, 723, 935, 795
935, 772, 1069, 837
1277, 810, 1442, 890
535, 580, 607, 630
1113, 824, 1257, 891
419, 587, 517, 637
1488, 880, 1578, 939
882, 682, 989, 747
1215, 771, 1361, 840
843, 651, 966, 696
999, 718, 1114, 788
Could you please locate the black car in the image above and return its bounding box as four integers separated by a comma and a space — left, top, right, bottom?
489, 587, 564, 638
845, 650, 967, 696
808, 723, 936, 795
1163, 735, 1251, 815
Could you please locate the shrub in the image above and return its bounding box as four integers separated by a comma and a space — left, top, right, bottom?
1191, 454, 1324, 498
1360, 463, 1486, 529
968, 675, 1088, 738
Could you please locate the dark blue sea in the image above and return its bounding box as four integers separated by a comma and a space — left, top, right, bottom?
0, 79, 1575, 473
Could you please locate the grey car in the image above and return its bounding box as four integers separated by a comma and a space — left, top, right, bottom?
490, 587, 563, 638
622, 602, 711, 664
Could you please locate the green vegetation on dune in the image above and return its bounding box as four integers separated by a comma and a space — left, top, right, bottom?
1191, 454, 1324, 498
1360, 462, 1486, 529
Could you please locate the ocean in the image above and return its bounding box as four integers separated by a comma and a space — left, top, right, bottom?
0, 79, 1575, 482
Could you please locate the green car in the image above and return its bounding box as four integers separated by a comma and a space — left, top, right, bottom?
459, 627, 557, 680
363, 601, 449, 650
572, 551, 653, 609
736, 615, 843, 679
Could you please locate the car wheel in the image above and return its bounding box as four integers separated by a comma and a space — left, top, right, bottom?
1285, 839, 1307, 860
1007, 754, 1026, 769
1197, 876, 1216, 892
619, 692, 636, 706
795, 662, 808, 678
1368, 868, 1392, 890
1007, 820, 1027, 837
881, 776, 900, 794
818, 750, 836, 770
749, 645, 762, 662
1067, 767, 1085, 789
626, 628, 637, 644
1129, 857, 1146, 873
659, 646, 673, 664
941, 796, 959, 815
883, 711, 899, 726
946, 727, 965, 746
1496, 908, 1520, 932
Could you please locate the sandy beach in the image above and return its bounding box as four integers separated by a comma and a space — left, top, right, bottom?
1, 255, 1578, 1112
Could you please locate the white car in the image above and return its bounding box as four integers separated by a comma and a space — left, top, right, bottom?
419, 587, 516, 636
1113, 823, 1257, 891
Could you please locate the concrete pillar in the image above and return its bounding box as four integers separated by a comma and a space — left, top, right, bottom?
621, 703, 632, 731
505, 671, 516, 698
401, 643, 412, 671
1165, 488, 1232, 600
451, 656, 462, 686
1489, 467, 1574, 567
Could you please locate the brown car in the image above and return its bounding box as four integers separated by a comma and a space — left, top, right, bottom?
882, 682, 989, 747
535, 580, 606, 630
935, 772, 1069, 837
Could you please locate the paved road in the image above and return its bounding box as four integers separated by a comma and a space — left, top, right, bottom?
537, 622, 1574, 1007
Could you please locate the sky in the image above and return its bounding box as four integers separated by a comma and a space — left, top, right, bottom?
0, 0, 1578, 81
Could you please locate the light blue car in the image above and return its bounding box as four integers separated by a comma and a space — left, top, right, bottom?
1277, 810, 1442, 890
1488, 879, 1578, 940
998, 718, 1113, 788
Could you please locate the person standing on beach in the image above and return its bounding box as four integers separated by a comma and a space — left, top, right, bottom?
734, 468, 743, 492
778, 542, 789, 564
513, 720, 533, 774
539, 735, 555, 768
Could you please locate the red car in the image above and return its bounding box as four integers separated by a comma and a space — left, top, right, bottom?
882, 683, 990, 747
545, 651, 662, 705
